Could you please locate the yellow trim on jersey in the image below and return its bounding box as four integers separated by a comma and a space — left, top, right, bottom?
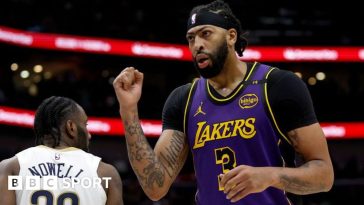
183, 79, 198, 134
264, 68, 291, 145
279, 142, 292, 205
207, 62, 258, 102
274, 107, 292, 205
37, 145, 81, 152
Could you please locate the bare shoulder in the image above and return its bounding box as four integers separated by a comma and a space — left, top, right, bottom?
0, 157, 18, 205
97, 161, 123, 205
97, 161, 122, 191
97, 161, 120, 179
0, 156, 20, 175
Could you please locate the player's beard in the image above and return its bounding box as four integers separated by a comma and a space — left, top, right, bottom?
193, 39, 229, 79
76, 124, 89, 152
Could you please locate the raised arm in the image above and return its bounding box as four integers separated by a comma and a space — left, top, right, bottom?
113, 67, 189, 201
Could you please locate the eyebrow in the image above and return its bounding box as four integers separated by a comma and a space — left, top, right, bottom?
186, 26, 209, 36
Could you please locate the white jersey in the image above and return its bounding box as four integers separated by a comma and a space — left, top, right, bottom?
15, 145, 107, 205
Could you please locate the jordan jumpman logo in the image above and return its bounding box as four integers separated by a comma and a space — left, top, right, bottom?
194, 102, 206, 117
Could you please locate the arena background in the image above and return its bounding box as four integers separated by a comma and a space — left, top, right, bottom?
1, 0, 364, 204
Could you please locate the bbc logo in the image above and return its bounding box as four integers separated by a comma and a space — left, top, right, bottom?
8, 176, 111, 190
9, 176, 54, 190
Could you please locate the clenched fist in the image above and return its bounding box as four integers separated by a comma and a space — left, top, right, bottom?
113, 67, 144, 115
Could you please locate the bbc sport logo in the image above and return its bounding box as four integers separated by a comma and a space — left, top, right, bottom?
8, 176, 111, 190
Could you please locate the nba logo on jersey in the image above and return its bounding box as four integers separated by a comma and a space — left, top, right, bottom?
55, 153, 60, 160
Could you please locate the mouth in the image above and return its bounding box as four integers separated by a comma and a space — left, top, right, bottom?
195, 54, 210, 69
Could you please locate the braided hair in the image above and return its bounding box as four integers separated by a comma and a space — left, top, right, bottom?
189, 0, 247, 56
34, 96, 78, 147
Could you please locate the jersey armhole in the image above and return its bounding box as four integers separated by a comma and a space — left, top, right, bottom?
183, 79, 199, 134
263, 68, 292, 145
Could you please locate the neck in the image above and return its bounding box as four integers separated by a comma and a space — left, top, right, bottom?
43, 140, 74, 150
208, 55, 246, 96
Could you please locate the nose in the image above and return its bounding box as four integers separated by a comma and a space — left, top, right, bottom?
88, 132, 92, 140
192, 36, 204, 54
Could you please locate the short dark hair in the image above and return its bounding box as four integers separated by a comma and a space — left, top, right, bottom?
34, 96, 78, 147
189, 0, 247, 56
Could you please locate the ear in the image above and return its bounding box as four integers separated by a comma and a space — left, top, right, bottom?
65, 120, 77, 139
226, 28, 237, 47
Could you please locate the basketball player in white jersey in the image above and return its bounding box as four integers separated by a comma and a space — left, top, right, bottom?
0, 96, 123, 205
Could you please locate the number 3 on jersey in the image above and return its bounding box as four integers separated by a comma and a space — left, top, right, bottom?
215, 147, 237, 191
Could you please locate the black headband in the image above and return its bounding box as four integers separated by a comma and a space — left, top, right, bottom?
187, 10, 236, 31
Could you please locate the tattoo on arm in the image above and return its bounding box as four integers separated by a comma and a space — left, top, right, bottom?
279, 160, 327, 194
282, 129, 328, 194
279, 174, 311, 194
289, 131, 305, 166
159, 131, 188, 178
288, 130, 299, 151
124, 114, 165, 189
